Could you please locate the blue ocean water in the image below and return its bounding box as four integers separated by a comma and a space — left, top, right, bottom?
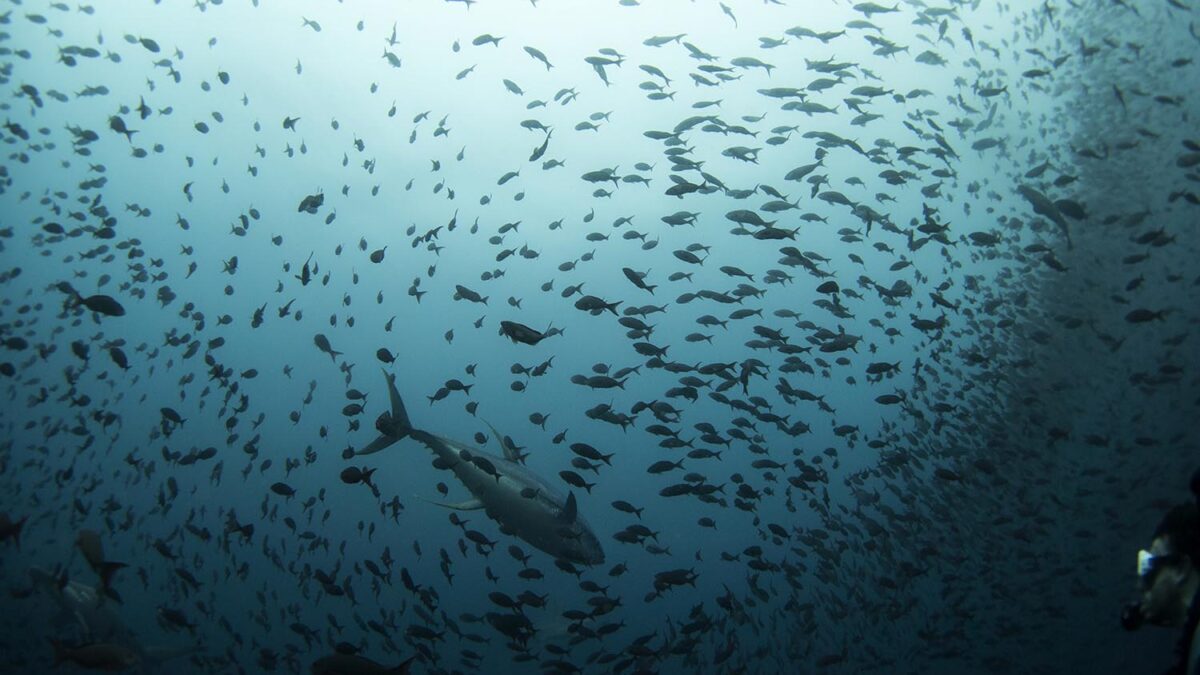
0, 0, 1198, 673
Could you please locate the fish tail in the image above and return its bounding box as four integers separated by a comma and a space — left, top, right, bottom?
383, 369, 412, 435
57, 282, 82, 308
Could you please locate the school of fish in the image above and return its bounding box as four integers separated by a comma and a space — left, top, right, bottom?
0, 0, 1197, 674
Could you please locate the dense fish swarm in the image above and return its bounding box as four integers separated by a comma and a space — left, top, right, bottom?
0, 0, 1197, 674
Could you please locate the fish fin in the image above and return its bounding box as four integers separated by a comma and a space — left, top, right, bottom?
562, 491, 578, 522
383, 369, 411, 432
356, 435, 397, 457
483, 419, 517, 462
418, 496, 484, 511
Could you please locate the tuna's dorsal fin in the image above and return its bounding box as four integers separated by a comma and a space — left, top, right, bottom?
418, 495, 484, 511
562, 491, 578, 522
483, 419, 518, 462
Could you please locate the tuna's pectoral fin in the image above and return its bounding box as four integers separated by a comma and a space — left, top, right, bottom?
357, 435, 397, 457
419, 496, 484, 511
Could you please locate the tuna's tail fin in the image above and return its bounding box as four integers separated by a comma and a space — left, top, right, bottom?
383, 370, 412, 433
356, 369, 412, 457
